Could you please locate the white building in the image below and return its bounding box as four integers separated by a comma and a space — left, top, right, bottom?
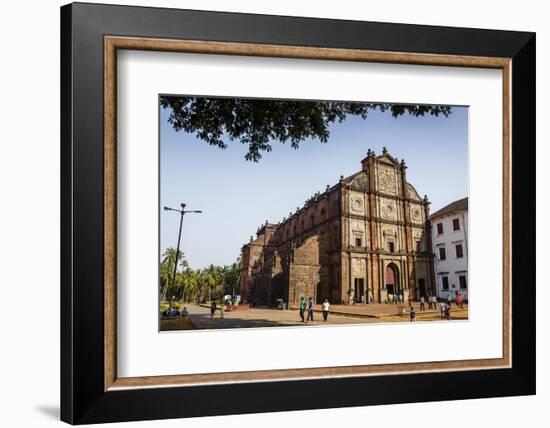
430, 197, 468, 301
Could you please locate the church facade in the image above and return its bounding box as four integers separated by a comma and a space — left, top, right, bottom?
239, 149, 435, 306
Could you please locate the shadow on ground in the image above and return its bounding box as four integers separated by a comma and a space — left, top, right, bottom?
161, 311, 379, 330
160, 307, 468, 331
160, 317, 198, 331
35, 405, 59, 420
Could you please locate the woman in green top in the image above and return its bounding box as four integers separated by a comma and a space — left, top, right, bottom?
299, 297, 306, 322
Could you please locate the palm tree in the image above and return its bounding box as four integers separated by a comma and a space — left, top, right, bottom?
159, 262, 172, 301
196, 269, 207, 303
159, 252, 243, 305
160, 247, 186, 302
179, 268, 198, 303
222, 258, 242, 297
203, 264, 222, 302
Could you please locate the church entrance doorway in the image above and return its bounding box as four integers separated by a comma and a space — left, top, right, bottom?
354, 278, 365, 303
385, 263, 399, 296
316, 282, 323, 304
418, 278, 426, 298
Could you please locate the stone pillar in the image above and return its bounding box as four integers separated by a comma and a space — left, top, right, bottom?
348, 252, 354, 304
423, 195, 436, 295
407, 257, 416, 300
379, 257, 387, 303
402, 259, 410, 303
364, 255, 370, 304
370, 253, 379, 303
400, 159, 413, 254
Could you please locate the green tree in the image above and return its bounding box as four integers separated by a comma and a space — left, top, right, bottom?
202, 264, 223, 302
179, 268, 198, 303
222, 258, 242, 297
160, 262, 171, 302
160, 96, 452, 162
160, 247, 186, 303
195, 269, 206, 303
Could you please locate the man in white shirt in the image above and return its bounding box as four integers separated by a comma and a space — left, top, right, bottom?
322, 299, 330, 321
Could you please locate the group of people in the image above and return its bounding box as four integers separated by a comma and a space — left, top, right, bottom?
413, 292, 465, 321
161, 305, 188, 319
176, 292, 465, 325
299, 297, 331, 322
419, 295, 438, 311
209, 300, 226, 319
354, 292, 375, 305
388, 294, 404, 304
439, 301, 452, 320
410, 300, 452, 321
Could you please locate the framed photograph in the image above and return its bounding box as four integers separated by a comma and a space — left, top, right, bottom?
61, 2, 535, 424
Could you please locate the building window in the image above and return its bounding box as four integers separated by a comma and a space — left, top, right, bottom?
453, 218, 460, 231
437, 222, 443, 235
459, 275, 467, 289
439, 247, 446, 260
355, 237, 362, 247
416, 240, 422, 252
442, 276, 449, 290
388, 240, 395, 253
455, 244, 464, 258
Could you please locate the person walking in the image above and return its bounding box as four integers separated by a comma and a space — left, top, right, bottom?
445, 303, 451, 320
361, 294, 365, 305
180, 306, 188, 319
457, 293, 463, 309
299, 297, 306, 322
420, 296, 425, 311
210, 300, 217, 319
410, 304, 416, 322
322, 298, 330, 321
440, 301, 446, 319
306, 297, 314, 322
447, 293, 452, 308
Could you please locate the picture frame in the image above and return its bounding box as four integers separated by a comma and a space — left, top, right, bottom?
60, 2, 535, 424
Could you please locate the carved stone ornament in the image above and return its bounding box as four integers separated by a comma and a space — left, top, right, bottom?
383, 227, 396, 236
351, 198, 363, 213
351, 220, 365, 233
378, 165, 396, 194
412, 206, 422, 222
350, 172, 369, 191
383, 202, 396, 220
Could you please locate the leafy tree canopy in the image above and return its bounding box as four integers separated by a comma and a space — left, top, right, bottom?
160, 248, 242, 303
160, 96, 452, 162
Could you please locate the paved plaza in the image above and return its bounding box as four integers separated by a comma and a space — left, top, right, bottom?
161, 302, 468, 331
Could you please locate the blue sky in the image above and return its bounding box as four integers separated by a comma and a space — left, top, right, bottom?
160, 102, 468, 269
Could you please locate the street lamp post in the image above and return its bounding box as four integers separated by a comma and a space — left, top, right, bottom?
164, 203, 202, 307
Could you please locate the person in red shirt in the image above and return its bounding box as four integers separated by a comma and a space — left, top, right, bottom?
457, 293, 464, 309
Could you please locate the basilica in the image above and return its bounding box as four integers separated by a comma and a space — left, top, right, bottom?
239, 148, 435, 306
